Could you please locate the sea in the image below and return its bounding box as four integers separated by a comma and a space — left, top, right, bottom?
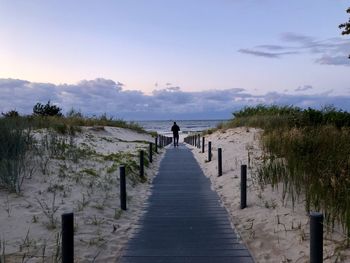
136, 120, 228, 136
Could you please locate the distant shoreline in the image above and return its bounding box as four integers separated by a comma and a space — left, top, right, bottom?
135, 119, 228, 134
134, 119, 230, 122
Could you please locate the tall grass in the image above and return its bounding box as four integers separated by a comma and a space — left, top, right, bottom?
0, 113, 147, 192
229, 104, 350, 130
0, 118, 33, 193
26, 114, 146, 134
227, 105, 350, 237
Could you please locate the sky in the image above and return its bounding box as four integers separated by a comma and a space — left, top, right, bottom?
0, 0, 349, 120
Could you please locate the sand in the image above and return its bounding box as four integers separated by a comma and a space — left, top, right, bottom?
0, 126, 164, 262
189, 127, 350, 263
3, 125, 350, 262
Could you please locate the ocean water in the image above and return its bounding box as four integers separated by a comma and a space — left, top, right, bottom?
136, 120, 228, 135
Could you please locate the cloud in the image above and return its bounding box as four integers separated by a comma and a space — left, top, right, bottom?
238, 49, 298, 58
255, 44, 290, 51
1, 78, 350, 120
238, 49, 280, 58
315, 55, 350, 66
295, 85, 313, 92
281, 32, 315, 45
239, 32, 350, 66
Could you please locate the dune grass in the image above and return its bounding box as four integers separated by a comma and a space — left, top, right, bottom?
27, 114, 145, 134
225, 105, 350, 238
0, 118, 33, 193
0, 113, 148, 193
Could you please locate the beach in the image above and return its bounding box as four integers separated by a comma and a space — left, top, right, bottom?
0, 126, 164, 262
189, 127, 350, 263
2, 124, 350, 262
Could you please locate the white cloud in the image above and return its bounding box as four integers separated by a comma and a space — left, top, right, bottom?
1, 78, 350, 120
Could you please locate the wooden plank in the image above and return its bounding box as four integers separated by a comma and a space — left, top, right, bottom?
120, 144, 254, 263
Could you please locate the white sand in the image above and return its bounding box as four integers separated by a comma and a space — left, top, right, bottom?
4, 125, 349, 262
189, 127, 350, 263
0, 126, 164, 262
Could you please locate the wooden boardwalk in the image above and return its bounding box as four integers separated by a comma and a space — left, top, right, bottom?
120, 144, 254, 263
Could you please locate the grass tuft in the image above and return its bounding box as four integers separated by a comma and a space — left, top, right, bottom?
227, 105, 350, 238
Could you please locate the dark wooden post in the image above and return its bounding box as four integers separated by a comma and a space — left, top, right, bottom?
62, 212, 74, 263
202, 137, 205, 153
155, 137, 158, 153
310, 212, 323, 263
218, 148, 222, 176
140, 150, 144, 178
120, 166, 126, 210
240, 165, 247, 209
208, 141, 212, 162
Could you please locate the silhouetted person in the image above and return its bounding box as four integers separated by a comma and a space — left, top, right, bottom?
171, 122, 180, 147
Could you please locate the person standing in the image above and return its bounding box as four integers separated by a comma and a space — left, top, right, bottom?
171, 122, 180, 147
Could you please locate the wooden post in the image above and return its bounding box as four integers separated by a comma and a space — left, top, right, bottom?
208, 141, 212, 162
140, 150, 144, 178
202, 137, 205, 153
310, 212, 323, 263
62, 212, 74, 263
240, 165, 247, 209
155, 137, 158, 153
218, 148, 222, 176
120, 166, 126, 210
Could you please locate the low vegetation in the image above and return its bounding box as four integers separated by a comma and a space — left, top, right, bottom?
33, 101, 63, 117
0, 103, 156, 261
226, 105, 350, 239
2, 104, 145, 134
0, 102, 148, 193
0, 118, 34, 193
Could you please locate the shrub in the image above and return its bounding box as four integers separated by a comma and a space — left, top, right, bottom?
33, 101, 62, 117
2, 110, 19, 118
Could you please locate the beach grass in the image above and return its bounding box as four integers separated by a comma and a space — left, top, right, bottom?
0, 113, 148, 193
0, 112, 158, 261
30, 114, 145, 134
224, 105, 350, 238
0, 118, 34, 193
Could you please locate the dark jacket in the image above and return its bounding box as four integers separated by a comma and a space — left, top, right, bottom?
171, 124, 180, 136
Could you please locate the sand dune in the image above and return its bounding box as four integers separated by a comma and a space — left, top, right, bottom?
190, 127, 350, 263
0, 126, 164, 262
3, 125, 350, 262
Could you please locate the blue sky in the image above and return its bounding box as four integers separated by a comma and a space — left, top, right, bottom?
0, 0, 349, 120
